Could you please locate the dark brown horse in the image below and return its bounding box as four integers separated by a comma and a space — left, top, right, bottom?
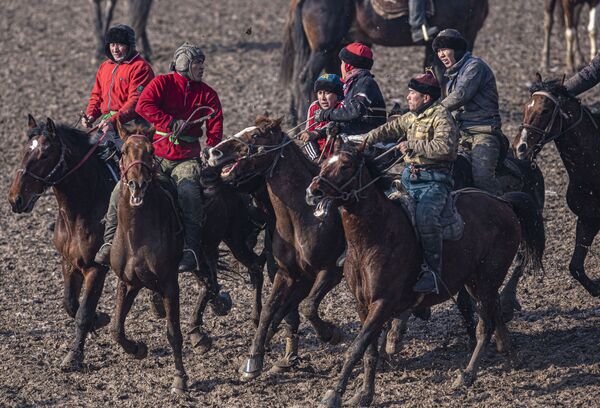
207, 117, 346, 381
306, 144, 544, 407
515, 74, 600, 297
110, 122, 187, 393
8, 116, 114, 370
93, 0, 153, 62
281, 0, 489, 123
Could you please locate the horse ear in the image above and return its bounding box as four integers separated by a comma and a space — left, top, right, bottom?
535, 72, 543, 83
28, 114, 37, 129
46, 118, 57, 138
357, 140, 367, 154
115, 120, 127, 141
274, 116, 284, 128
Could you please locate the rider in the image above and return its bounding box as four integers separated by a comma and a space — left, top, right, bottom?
409, 0, 439, 44
83, 24, 154, 171
565, 51, 600, 95
313, 43, 387, 137
300, 73, 344, 161
433, 29, 507, 196
94, 43, 223, 276
364, 72, 459, 294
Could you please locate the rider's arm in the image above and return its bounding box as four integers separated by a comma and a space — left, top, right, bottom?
135, 76, 174, 131
322, 94, 369, 123
204, 88, 223, 147
364, 115, 408, 146
565, 52, 600, 96
110, 63, 155, 125
440, 60, 485, 112
407, 110, 458, 161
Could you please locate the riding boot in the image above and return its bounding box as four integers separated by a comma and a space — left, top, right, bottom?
178, 222, 202, 273
94, 183, 120, 266
413, 232, 443, 294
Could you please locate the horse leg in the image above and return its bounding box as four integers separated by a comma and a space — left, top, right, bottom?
492, 297, 517, 367
299, 267, 343, 345
319, 301, 388, 408
574, 5, 586, 67
347, 337, 379, 407
92, 0, 104, 62
457, 287, 477, 348
569, 217, 600, 297
110, 280, 146, 358
149, 290, 166, 318
60, 266, 108, 371
62, 262, 82, 319
588, 4, 598, 61
129, 0, 153, 61
564, 7, 577, 72
541, 0, 556, 69
162, 280, 188, 394
269, 307, 301, 374
188, 267, 213, 354
383, 311, 410, 357
499, 248, 525, 322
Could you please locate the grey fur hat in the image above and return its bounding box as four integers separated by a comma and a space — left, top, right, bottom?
170, 42, 205, 79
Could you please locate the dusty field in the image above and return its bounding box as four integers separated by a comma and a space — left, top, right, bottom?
2, 0, 600, 406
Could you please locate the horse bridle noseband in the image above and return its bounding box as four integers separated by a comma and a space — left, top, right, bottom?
119, 134, 158, 183
313, 152, 379, 202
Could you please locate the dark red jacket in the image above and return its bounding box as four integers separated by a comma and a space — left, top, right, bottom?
306, 100, 342, 151
85, 53, 154, 125
136, 72, 224, 161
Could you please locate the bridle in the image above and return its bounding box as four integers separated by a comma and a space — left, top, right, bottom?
119, 134, 158, 183
519, 90, 584, 159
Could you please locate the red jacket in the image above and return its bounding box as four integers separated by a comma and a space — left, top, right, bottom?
85, 53, 154, 125
306, 100, 343, 151
136, 73, 224, 161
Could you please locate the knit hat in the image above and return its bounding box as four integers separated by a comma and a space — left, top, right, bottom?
408, 72, 441, 100
313, 74, 344, 99
432, 29, 468, 53
104, 24, 136, 61
170, 42, 205, 81
339, 43, 374, 70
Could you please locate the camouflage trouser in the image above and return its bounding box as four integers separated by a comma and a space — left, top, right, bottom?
460, 129, 503, 196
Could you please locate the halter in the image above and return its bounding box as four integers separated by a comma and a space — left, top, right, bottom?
519, 90, 584, 159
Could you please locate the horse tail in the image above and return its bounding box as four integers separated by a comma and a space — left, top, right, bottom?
280, 0, 306, 85
502, 191, 545, 275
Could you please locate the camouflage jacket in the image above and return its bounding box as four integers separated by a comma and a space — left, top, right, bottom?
364, 102, 459, 167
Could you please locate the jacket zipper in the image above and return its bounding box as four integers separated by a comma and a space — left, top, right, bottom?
106, 63, 119, 113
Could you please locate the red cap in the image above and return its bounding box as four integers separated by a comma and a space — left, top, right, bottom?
339, 43, 374, 70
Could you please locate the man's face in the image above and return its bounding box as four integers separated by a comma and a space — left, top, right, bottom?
406, 89, 430, 112
110, 43, 128, 62
437, 48, 456, 68
340, 62, 349, 79
317, 90, 339, 109
190, 60, 205, 82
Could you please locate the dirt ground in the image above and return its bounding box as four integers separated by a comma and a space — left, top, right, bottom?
2, 0, 600, 406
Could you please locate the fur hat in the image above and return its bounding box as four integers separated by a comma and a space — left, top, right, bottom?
432, 29, 468, 53
170, 42, 205, 80
339, 43, 374, 70
313, 74, 344, 99
104, 24, 136, 62
408, 72, 441, 100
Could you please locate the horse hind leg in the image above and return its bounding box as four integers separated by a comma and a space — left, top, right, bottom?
188, 267, 213, 354
110, 280, 146, 359
162, 281, 188, 394
384, 311, 410, 357
499, 248, 526, 323
588, 4, 598, 61
541, 0, 556, 70
149, 290, 166, 318
62, 262, 82, 319
565, 12, 577, 71
569, 217, 600, 297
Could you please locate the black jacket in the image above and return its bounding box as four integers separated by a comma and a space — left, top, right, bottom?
565, 52, 600, 96
321, 70, 386, 135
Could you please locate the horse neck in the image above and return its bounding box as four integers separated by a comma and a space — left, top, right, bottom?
554, 104, 600, 173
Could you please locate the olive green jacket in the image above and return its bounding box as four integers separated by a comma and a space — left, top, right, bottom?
364, 102, 459, 166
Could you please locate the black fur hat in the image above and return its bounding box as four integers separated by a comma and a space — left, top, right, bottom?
104, 24, 136, 61
432, 29, 468, 53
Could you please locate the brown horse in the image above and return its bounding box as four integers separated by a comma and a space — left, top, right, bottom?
207, 117, 346, 381
110, 122, 188, 393
281, 0, 489, 123
541, 0, 600, 72
8, 116, 114, 371
514, 74, 600, 297
306, 144, 544, 407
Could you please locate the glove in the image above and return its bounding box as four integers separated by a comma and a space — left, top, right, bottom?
169, 119, 188, 135
325, 122, 340, 136
313, 109, 327, 123
81, 114, 94, 128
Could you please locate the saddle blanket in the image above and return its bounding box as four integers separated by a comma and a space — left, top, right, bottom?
371, 0, 435, 20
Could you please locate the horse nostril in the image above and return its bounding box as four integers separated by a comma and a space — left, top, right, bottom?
517, 143, 528, 154
210, 148, 223, 159
313, 189, 324, 198
15, 195, 23, 209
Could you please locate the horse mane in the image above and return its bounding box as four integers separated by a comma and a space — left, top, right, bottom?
529, 79, 571, 99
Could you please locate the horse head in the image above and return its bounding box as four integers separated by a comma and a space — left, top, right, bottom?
306, 142, 367, 219
118, 120, 156, 207
514, 73, 580, 161
207, 115, 285, 184
8, 115, 65, 213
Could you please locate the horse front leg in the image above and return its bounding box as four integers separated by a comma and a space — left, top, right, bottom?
61, 261, 82, 319
162, 280, 188, 394
110, 280, 146, 358
565, 10, 577, 72
383, 311, 410, 357
347, 337, 379, 407
319, 300, 388, 408
541, 0, 556, 70
299, 267, 343, 345
569, 217, 600, 297
60, 266, 108, 371
588, 4, 598, 61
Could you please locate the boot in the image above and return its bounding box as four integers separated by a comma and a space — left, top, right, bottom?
94, 185, 119, 267
178, 222, 202, 273
411, 24, 439, 44
413, 232, 443, 294
413, 266, 439, 294
178, 248, 200, 272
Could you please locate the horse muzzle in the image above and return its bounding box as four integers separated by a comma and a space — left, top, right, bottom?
126, 180, 149, 207
9, 193, 40, 214
515, 142, 529, 160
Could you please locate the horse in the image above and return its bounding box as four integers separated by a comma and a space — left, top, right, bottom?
541, 0, 600, 72
109, 121, 189, 393
514, 74, 600, 297
281, 0, 489, 123
306, 144, 545, 407
207, 116, 346, 381
93, 0, 153, 63
8, 116, 114, 371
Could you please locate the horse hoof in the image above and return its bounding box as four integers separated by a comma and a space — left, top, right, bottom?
239, 355, 263, 382
134, 342, 148, 359
210, 291, 232, 316
327, 326, 343, 346
385, 334, 402, 356
347, 390, 374, 407
319, 389, 342, 408
269, 354, 299, 374
93, 312, 111, 330
190, 329, 212, 354
60, 350, 84, 372
171, 375, 188, 394
452, 370, 475, 389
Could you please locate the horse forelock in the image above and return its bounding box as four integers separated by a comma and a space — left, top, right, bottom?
529, 79, 570, 99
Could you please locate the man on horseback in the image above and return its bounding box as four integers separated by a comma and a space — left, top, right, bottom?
433, 29, 507, 196
82, 24, 154, 173
409, 0, 439, 43
565, 51, 600, 95
364, 72, 459, 294
313, 43, 387, 136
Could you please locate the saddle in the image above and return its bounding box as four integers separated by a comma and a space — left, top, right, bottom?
387, 181, 465, 241
454, 152, 526, 193
371, 0, 435, 20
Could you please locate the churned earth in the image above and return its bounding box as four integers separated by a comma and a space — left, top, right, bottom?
1, 0, 600, 407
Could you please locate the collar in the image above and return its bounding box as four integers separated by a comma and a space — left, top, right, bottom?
108, 52, 140, 65
445, 52, 472, 78
412, 100, 438, 117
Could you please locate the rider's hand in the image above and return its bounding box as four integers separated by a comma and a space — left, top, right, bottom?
81, 114, 93, 128
299, 131, 317, 142
100, 119, 114, 134
169, 119, 187, 134
313, 109, 327, 123
397, 141, 409, 154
